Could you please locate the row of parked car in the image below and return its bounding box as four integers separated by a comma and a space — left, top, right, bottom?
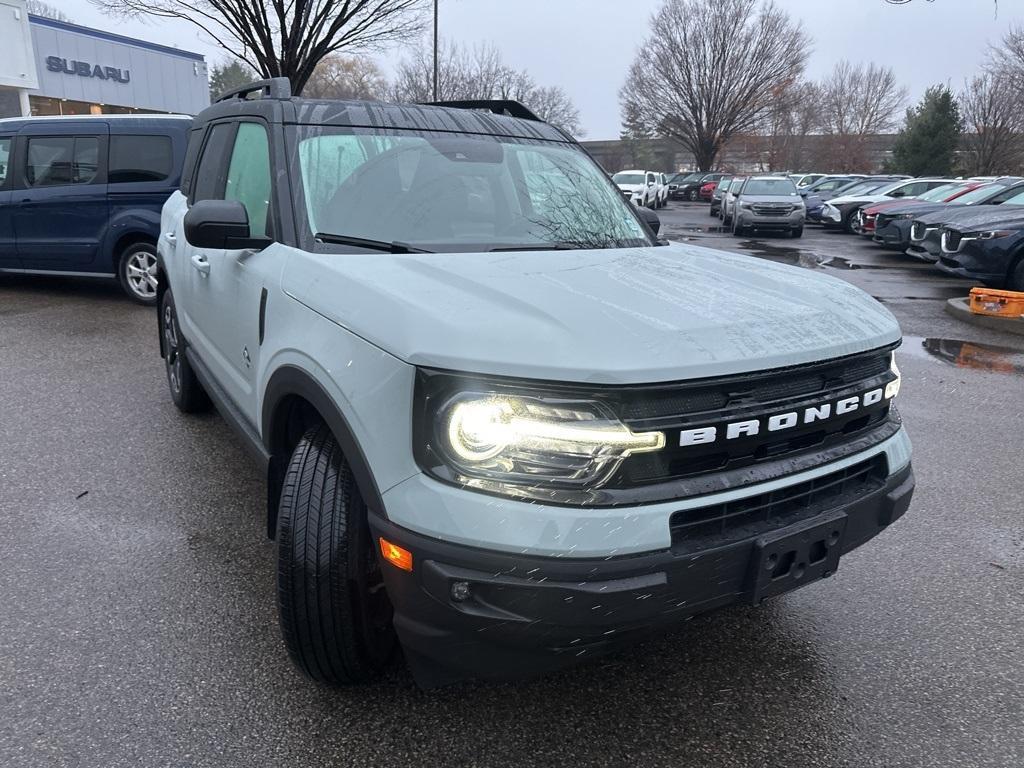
690, 171, 1024, 291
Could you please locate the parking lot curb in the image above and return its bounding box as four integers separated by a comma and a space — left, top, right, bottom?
945, 297, 1024, 336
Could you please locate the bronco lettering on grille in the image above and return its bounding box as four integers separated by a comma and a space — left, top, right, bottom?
679, 387, 888, 447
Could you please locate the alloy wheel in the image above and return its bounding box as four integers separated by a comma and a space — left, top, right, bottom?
126, 249, 158, 300
163, 303, 182, 395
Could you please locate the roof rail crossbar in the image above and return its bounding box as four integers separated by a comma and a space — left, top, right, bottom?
216, 77, 292, 103
421, 99, 542, 122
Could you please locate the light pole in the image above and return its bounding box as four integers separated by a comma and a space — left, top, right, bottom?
432, 0, 439, 101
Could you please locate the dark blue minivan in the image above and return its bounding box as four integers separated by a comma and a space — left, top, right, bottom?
0, 115, 191, 304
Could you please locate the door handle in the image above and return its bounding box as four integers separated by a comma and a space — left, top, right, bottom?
190, 254, 210, 276
164, 232, 176, 244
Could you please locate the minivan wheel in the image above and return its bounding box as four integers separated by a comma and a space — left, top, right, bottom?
118, 242, 159, 305
160, 291, 210, 413
277, 424, 397, 685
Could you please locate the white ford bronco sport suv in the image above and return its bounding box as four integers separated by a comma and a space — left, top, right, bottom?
157, 79, 914, 688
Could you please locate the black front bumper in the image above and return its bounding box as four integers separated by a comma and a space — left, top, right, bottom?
873, 220, 912, 248
371, 464, 915, 687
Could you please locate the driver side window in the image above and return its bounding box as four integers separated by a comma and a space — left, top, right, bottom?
225, 123, 273, 237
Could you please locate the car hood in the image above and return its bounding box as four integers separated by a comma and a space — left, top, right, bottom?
917, 203, 1024, 227
829, 194, 889, 206
616, 183, 644, 193
943, 209, 1024, 232
869, 200, 946, 216
280, 243, 901, 385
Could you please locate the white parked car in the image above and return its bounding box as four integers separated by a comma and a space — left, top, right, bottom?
612, 169, 659, 208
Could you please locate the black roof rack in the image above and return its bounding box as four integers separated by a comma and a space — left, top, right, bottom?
216, 77, 292, 103
421, 100, 542, 123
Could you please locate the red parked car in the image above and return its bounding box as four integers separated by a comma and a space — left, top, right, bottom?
857, 182, 983, 235
699, 180, 718, 201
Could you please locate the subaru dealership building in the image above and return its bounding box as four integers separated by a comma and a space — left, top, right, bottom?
0, 0, 209, 118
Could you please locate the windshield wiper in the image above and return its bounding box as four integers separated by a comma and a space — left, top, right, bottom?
488, 242, 590, 252
315, 233, 433, 254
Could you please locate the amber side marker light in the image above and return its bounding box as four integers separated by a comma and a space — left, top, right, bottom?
379, 538, 413, 572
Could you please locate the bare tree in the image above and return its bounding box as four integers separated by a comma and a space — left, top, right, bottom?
89, 0, 427, 95
758, 80, 822, 171
620, 0, 810, 171
816, 61, 907, 171
392, 41, 585, 136
960, 70, 1024, 176
27, 1, 71, 21
990, 24, 1024, 91
304, 55, 387, 100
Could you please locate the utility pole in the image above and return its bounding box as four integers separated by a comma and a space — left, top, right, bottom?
432, 0, 439, 101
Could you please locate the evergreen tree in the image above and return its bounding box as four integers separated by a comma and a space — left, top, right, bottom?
889, 86, 963, 176
208, 61, 257, 102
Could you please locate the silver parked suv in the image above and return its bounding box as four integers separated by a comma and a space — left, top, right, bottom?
157, 79, 913, 688
732, 175, 807, 238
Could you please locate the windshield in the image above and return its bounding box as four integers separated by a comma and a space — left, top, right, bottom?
294, 128, 652, 253
613, 172, 645, 185
917, 183, 963, 202
1001, 189, 1024, 206
742, 178, 798, 196
841, 181, 887, 197
956, 184, 998, 204
729, 178, 744, 192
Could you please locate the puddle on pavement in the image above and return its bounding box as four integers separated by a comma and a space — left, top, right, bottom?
904, 336, 1024, 376
736, 240, 828, 270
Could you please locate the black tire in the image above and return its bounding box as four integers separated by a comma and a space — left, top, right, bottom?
1008, 257, 1024, 292
791, 226, 804, 239
118, 241, 159, 305
732, 217, 745, 237
160, 290, 210, 413
277, 424, 396, 685
842, 210, 858, 234
687, 189, 699, 202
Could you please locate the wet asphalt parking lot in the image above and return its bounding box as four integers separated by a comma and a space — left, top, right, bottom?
1, 202, 1022, 768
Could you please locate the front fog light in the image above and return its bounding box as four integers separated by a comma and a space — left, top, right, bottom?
439, 394, 664, 491
885, 355, 901, 400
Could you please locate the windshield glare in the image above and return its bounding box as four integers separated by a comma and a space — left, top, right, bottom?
295, 129, 651, 252
917, 183, 962, 202
742, 178, 798, 196
956, 184, 997, 204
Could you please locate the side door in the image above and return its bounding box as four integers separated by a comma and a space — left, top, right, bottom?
0, 134, 14, 268
184, 120, 275, 418
14, 124, 109, 270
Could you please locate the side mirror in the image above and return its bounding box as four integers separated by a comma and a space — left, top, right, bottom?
184, 199, 271, 250
637, 205, 661, 236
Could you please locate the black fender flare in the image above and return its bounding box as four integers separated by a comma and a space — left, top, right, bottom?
262, 365, 387, 537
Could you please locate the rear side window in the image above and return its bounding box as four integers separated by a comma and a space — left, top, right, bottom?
109, 135, 172, 183
224, 122, 272, 237
192, 123, 234, 202
0, 137, 10, 185
25, 136, 99, 186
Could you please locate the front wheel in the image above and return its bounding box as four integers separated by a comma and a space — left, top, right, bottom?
791, 226, 804, 239
277, 425, 397, 685
161, 290, 210, 413
687, 189, 699, 202
118, 242, 159, 305
1008, 257, 1024, 292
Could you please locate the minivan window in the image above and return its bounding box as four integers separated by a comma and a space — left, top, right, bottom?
295, 128, 651, 252
0, 137, 10, 184
224, 123, 272, 237
25, 136, 99, 186
192, 123, 235, 202
109, 135, 173, 183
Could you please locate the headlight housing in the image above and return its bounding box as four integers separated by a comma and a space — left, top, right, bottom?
415, 372, 665, 502
977, 229, 1016, 240
886, 354, 901, 400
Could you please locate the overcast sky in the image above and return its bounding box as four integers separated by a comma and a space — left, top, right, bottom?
57, 0, 1022, 139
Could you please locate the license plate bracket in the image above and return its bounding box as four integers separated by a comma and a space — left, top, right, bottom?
748, 511, 847, 604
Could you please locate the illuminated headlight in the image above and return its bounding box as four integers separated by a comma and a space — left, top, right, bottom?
440, 393, 663, 489
415, 375, 666, 500
885, 355, 901, 400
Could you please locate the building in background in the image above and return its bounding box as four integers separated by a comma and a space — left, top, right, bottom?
0, 0, 208, 119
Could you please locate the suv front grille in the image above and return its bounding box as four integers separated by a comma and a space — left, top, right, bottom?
943, 228, 964, 252
610, 347, 896, 489
670, 455, 887, 549
910, 222, 926, 241
751, 204, 793, 216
